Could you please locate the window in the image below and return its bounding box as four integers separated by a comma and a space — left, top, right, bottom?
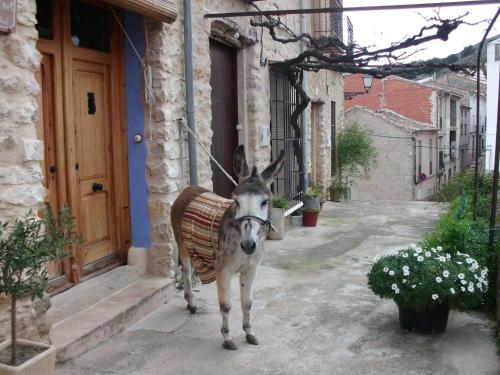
71, 0, 112, 52
331, 101, 336, 176
496, 44, 500, 61
36, 0, 53, 39
417, 140, 422, 180
439, 151, 444, 170
450, 99, 457, 128
429, 139, 433, 175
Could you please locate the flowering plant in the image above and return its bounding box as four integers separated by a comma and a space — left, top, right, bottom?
368, 243, 488, 311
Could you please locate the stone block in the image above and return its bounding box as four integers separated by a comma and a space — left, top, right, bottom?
22, 138, 44, 161
3, 33, 41, 71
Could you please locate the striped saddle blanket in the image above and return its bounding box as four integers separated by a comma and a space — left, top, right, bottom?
181, 192, 234, 284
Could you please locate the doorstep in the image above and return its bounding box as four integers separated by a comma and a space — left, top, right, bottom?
48, 266, 175, 362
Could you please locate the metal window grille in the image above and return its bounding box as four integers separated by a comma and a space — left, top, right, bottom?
270, 65, 304, 203
346, 16, 353, 46
331, 101, 336, 176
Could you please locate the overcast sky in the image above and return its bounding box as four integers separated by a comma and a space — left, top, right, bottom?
342, 0, 499, 61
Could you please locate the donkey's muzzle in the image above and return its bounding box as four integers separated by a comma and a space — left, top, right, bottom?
240, 240, 257, 254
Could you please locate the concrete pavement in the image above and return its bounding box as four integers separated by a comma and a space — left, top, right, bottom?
57, 201, 499, 375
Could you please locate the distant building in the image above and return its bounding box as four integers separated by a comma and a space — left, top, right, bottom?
486, 38, 500, 171
345, 74, 468, 189
345, 106, 438, 201
421, 73, 487, 172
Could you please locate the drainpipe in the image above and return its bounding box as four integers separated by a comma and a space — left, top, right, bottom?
184, 0, 198, 185
300, 0, 308, 192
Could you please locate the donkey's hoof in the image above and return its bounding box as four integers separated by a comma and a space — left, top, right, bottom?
246, 334, 259, 345
222, 340, 238, 350
187, 304, 197, 314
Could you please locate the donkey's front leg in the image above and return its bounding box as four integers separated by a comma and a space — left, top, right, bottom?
216, 268, 237, 350
240, 266, 259, 345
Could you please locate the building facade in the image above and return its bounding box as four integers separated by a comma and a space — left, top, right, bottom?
0, 0, 345, 346
345, 106, 438, 201
486, 38, 500, 171
344, 74, 468, 191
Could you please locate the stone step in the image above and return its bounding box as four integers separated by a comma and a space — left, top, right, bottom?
50, 277, 175, 362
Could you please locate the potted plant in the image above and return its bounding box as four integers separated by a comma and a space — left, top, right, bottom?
328, 180, 349, 202
269, 196, 289, 240
0, 205, 80, 375
302, 208, 320, 227
303, 185, 321, 211
368, 243, 488, 334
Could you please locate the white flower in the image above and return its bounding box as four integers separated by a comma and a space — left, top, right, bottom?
425, 251, 432, 257
416, 248, 422, 254
403, 270, 410, 276
446, 253, 451, 259
402, 252, 409, 258
403, 265, 409, 271
456, 261, 463, 265
461, 287, 466, 292
383, 267, 389, 273
394, 288, 400, 294
431, 247, 437, 253
391, 283, 398, 290
437, 256, 446, 262
450, 288, 456, 294
417, 256, 424, 262
443, 270, 450, 278
410, 243, 417, 249
435, 277, 442, 283
389, 270, 395, 276
437, 246, 443, 251
468, 284, 474, 292
411, 284, 416, 289
374, 254, 381, 262
432, 294, 439, 300
461, 279, 467, 285
413, 253, 419, 257
458, 273, 465, 279
466, 258, 473, 264
403, 279, 407, 283
477, 282, 482, 289
456, 250, 461, 255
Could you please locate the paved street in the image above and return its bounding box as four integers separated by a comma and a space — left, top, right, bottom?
57, 201, 499, 375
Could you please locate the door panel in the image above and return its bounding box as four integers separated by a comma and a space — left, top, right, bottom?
73, 61, 117, 267
209, 40, 238, 198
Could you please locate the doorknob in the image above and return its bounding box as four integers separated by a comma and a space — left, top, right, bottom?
92, 183, 103, 192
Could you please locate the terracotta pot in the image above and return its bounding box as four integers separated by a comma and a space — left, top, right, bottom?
398, 303, 450, 334
302, 211, 319, 227
0, 339, 56, 375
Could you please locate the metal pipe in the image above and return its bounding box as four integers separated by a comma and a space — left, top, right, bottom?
205, 0, 499, 18
184, 0, 198, 185
472, 8, 500, 219
300, 0, 308, 192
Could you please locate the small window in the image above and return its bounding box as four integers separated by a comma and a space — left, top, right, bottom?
429, 139, 433, 175
71, 0, 112, 52
36, 0, 54, 39
495, 44, 500, 61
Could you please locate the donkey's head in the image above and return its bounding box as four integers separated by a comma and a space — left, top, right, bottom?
232, 145, 285, 255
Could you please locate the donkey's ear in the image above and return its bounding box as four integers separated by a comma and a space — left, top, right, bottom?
261, 150, 285, 184
233, 145, 250, 179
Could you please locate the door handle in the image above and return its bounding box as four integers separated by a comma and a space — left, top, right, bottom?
92, 183, 103, 192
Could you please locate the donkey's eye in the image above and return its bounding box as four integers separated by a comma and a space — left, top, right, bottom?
261, 200, 269, 208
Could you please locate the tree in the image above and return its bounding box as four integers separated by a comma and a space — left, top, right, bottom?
337, 124, 377, 183
0, 205, 80, 365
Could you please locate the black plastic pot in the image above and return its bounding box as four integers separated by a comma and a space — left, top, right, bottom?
398, 303, 450, 334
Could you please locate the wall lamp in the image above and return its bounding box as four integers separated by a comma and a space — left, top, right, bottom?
344, 74, 374, 100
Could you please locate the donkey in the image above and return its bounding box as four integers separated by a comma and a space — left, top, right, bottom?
171, 145, 285, 350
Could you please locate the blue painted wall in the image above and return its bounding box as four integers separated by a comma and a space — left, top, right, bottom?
124, 11, 151, 248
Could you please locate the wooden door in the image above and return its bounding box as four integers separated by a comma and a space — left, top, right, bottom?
209, 40, 238, 198
35, 0, 130, 288
72, 61, 118, 267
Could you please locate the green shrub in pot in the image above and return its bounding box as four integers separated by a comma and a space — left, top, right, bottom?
269, 196, 289, 240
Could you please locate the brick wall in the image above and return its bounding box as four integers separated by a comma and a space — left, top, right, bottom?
345, 74, 434, 124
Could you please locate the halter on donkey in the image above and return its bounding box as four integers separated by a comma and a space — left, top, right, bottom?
171, 145, 285, 350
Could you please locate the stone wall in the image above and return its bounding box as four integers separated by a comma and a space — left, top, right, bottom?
143, 0, 343, 275
0, 0, 48, 342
